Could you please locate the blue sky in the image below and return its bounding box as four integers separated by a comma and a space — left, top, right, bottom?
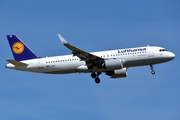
0, 0, 179, 120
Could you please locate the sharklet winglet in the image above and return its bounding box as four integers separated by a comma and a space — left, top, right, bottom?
58, 34, 68, 45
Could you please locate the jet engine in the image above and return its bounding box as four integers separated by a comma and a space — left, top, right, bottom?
106, 68, 127, 78
103, 58, 125, 70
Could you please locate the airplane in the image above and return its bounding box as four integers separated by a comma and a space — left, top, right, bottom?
5, 34, 175, 84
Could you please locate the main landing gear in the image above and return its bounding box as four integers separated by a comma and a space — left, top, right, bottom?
150, 64, 155, 75
91, 72, 101, 84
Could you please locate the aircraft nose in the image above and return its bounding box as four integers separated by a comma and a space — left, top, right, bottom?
169, 52, 175, 60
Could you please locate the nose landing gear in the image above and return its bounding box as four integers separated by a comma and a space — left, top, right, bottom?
91, 72, 102, 84
150, 64, 155, 75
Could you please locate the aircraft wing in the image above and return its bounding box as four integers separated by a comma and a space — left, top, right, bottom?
58, 34, 104, 64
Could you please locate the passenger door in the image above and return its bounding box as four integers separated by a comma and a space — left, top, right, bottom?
38, 58, 44, 69
148, 47, 154, 57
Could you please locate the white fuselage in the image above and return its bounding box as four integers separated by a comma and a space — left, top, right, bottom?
6, 46, 175, 74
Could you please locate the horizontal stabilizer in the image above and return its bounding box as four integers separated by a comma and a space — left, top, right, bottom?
6, 59, 28, 66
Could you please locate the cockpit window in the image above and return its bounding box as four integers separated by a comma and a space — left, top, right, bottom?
159, 49, 167, 52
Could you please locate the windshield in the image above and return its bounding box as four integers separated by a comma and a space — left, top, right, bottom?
159, 49, 167, 52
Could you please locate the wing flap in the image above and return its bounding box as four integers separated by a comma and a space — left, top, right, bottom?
6, 59, 28, 66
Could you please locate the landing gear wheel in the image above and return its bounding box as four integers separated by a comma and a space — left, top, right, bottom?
151, 70, 155, 75
91, 71, 101, 84
95, 77, 100, 84
91, 72, 97, 78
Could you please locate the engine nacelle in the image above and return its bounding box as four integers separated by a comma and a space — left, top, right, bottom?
103, 58, 125, 70
106, 68, 127, 78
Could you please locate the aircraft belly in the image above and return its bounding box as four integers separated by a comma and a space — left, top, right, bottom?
43, 62, 84, 74
124, 57, 168, 67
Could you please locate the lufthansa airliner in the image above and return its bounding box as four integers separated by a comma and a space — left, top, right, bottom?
5, 34, 175, 84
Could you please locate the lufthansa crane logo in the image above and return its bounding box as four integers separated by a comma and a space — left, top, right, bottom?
12, 42, 24, 54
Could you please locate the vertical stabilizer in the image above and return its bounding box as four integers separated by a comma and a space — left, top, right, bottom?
6, 35, 38, 61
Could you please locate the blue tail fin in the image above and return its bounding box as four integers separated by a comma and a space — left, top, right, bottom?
7, 35, 38, 61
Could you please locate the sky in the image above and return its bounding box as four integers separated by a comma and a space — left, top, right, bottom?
0, 0, 180, 120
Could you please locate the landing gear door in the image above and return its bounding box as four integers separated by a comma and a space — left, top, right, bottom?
148, 47, 154, 57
